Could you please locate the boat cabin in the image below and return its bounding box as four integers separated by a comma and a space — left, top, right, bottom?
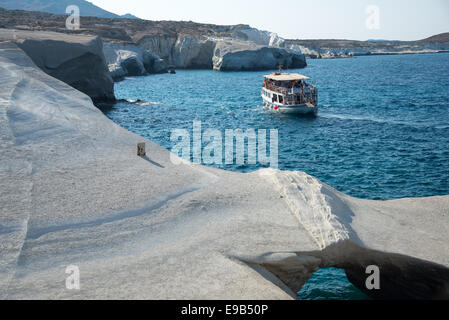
262, 73, 317, 106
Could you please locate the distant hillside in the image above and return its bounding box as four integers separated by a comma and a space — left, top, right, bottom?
0, 8, 249, 42
283, 33, 449, 59
420, 33, 449, 43
284, 39, 402, 51
0, 0, 137, 19
285, 32, 449, 50
120, 13, 140, 20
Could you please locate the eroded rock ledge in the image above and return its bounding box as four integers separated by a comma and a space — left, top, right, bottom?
242, 241, 449, 300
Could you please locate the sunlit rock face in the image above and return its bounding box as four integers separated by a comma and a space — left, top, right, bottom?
103, 42, 167, 81
125, 28, 292, 71
213, 40, 306, 71
285, 38, 449, 59
135, 35, 210, 69
231, 25, 285, 48
170, 35, 216, 69
112, 34, 303, 72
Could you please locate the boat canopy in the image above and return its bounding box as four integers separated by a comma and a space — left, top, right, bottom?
264, 73, 310, 81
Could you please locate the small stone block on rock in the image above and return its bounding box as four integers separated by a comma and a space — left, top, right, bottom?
137, 142, 146, 157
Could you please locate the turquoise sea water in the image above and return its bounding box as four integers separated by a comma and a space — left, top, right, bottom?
297, 268, 371, 300
100, 53, 449, 299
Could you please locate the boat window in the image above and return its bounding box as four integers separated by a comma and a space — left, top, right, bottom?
272, 94, 278, 102
279, 95, 284, 104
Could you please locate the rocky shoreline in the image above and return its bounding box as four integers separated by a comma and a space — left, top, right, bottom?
1, 7, 448, 80
1, 6, 449, 299
1, 41, 449, 299
285, 37, 449, 59
0, 8, 306, 78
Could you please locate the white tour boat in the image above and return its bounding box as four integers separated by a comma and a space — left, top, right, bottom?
261, 73, 318, 116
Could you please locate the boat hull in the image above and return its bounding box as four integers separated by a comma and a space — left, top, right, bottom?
262, 100, 318, 116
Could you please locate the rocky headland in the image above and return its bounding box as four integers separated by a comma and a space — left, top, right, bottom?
285, 35, 449, 59
0, 7, 306, 79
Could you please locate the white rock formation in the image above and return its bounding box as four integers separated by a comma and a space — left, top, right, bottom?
103, 42, 167, 81
136, 32, 292, 71
104, 44, 145, 79
171, 35, 216, 69
137, 35, 178, 64
137, 35, 215, 69
1, 42, 449, 300
213, 40, 306, 71
0, 29, 114, 103
233, 26, 285, 48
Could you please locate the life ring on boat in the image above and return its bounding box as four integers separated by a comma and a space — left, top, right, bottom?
274, 105, 279, 110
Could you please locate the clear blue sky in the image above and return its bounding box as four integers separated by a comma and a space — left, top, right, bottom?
89, 0, 449, 40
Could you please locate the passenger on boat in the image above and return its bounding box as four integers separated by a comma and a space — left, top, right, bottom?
304, 84, 311, 93
292, 84, 300, 94
304, 84, 311, 101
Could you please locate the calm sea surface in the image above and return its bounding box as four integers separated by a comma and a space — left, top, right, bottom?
100, 52, 449, 300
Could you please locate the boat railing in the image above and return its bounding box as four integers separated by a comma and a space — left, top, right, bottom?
264, 83, 317, 105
